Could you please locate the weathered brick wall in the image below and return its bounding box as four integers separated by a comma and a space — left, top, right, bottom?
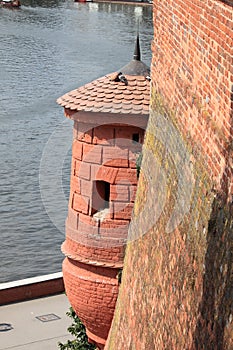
106, 0, 232, 349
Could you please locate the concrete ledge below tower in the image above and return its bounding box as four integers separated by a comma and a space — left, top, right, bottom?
0, 272, 64, 306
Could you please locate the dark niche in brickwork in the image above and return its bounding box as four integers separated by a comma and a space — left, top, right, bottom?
91, 180, 110, 215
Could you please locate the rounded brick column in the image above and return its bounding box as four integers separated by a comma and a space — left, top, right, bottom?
61, 117, 145, 348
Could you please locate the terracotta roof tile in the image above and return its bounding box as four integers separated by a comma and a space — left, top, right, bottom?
57, 72, 150, 115
124, 95, 134, 101
134, 96, 144, 102
132, 99, 143, 105
122, 103, 133, 110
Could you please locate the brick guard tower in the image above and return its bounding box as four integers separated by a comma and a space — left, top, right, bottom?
57, 36, 150, 349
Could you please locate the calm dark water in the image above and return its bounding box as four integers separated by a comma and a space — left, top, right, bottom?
0, 0, 153, 283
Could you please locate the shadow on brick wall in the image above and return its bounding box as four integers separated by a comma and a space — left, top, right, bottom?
220, 0, 233, 7
193, 89, 233, 349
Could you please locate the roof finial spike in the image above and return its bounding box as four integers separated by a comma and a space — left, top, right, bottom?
133, 32, 141, 61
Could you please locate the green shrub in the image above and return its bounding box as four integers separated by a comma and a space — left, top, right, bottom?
58, 307, 96, 350
136, 152, 143, 178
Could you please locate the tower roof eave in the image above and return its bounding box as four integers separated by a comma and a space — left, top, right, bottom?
61, 109, 149, 129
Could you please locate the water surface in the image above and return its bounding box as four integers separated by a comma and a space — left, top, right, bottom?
0, 0, 153, 282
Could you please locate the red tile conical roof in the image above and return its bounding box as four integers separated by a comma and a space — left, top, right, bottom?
57, 72, 150, 115
57, 35, 151, 115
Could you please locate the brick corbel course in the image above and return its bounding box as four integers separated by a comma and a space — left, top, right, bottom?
99, 218, 130, 228
62, 236, 125, 265
62, 258, 119, 344
99, 226, 129, 240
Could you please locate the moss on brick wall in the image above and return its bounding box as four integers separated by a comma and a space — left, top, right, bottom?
105, 90, 233, 349
105, 0, 232, 347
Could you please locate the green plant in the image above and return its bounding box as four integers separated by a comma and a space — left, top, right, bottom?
58, 307, 96, 350
117, 268, 123, 284
136, 152, 143, 178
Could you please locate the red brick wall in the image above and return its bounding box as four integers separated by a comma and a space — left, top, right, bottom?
106, 1, 233, 349
151, 0, 232, 189
62, 119, 145, 347
64, 122, 143, 264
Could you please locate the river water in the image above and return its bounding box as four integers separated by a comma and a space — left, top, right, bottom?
0, 0, 153, 283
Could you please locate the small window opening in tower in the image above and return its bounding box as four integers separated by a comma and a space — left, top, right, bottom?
132, 133, 140, 143
91, 180, 110, 216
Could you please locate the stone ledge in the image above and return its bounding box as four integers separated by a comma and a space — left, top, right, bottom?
0, 272, 64, 306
